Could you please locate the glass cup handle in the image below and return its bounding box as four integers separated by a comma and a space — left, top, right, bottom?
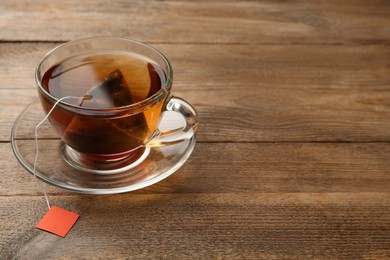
146, 95, 199, 147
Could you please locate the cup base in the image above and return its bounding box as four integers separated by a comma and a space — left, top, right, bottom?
60, 143, 151, 175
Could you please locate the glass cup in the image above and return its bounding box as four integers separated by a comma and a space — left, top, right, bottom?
35, 36, 198, 174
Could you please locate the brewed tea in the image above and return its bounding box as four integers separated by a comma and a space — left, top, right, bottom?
39, 53, 167, 155
43, 53, 165, 106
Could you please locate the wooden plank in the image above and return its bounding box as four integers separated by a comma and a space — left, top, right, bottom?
1, 43, 390, 142
3, 142, 390, 196
1, 193, 389, 259
1, 43, 389, 90
0, 0, 389, 43
4, 87, 390, 143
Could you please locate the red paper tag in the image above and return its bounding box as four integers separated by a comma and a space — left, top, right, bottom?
36, 206, 80, 237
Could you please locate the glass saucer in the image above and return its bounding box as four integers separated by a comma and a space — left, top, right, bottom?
11, 101, 196, 194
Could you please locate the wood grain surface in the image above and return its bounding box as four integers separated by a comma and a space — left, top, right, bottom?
0, 0, 389, 44
2, 193, 389, 259
0, 0, 389, 259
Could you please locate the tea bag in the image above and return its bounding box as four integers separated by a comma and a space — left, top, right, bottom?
63, 69, 149, 154
84, 55, 154, 102
80, 69, 135, 108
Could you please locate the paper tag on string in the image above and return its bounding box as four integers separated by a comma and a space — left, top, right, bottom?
36, 206, 80, 237
33, 95, 89, 237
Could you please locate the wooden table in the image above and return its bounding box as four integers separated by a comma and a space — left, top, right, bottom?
1, 0, 389, 259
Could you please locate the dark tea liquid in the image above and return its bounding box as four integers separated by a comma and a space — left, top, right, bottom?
40, 53, 167, 155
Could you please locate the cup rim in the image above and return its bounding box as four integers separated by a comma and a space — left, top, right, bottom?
35, 36, 173, 111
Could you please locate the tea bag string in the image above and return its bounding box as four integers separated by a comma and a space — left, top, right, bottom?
34, 95, 91, 210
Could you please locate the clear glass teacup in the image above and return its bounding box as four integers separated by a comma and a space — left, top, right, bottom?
36, 36, 198, 174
